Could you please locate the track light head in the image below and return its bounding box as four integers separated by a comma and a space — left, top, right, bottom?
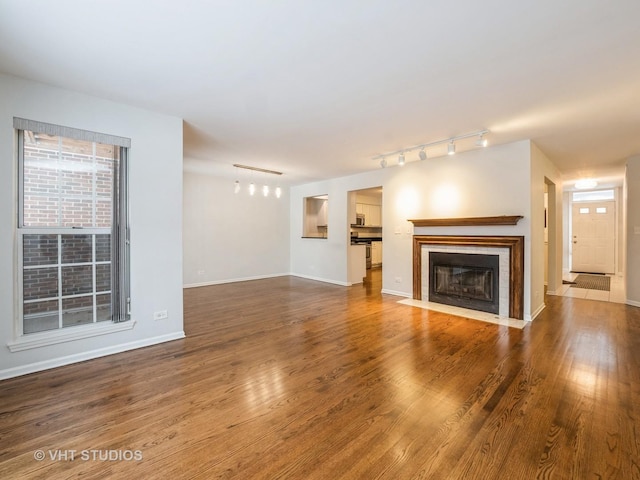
447, 141, 455, 155
249, 182, 256, 196
262, 184, 269, 197
275, 186, 282, 198
372, 129, 486, 167
234, 180, 240, 194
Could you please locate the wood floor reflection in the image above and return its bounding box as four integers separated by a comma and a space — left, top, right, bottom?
1, 270, 639, 479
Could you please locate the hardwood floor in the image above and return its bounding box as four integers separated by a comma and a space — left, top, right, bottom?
1, 269, 639, 479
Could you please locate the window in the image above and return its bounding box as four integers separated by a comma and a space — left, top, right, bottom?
15, 118, 130, 336
596, 207, 607, 214
572, 189, 614, 202
579, 208, 590, 214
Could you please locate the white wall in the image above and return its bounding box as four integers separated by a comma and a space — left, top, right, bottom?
616, 186, 625, 275
390, 141, 533, 315
530, 142, 563, 316
0, 74, 184, 379
289, 140, 550, 319
290, 170, 387, 285
183, 171, 290, 286
626, 155, 640, 305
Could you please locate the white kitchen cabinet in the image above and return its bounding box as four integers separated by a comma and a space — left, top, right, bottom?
369, 205, 381, 226
371, 241, 382, 267
356, 203, 381, 226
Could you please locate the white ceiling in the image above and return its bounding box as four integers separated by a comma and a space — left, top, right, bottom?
1, 0, 639, 187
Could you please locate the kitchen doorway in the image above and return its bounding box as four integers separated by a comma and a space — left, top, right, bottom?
348, 187, 383, 286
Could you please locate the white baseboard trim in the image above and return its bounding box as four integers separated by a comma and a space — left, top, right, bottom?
527, 303, 546, 322
627, 299, 640, 308
184, 273, 289, 288
381, 289, 411, 298
0, 331, 185, 380
290, 273, 350, 287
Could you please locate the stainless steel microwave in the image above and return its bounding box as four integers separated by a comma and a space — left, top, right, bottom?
355, 214, 365, 226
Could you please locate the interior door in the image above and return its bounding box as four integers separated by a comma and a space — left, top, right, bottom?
571, 201, 615, 273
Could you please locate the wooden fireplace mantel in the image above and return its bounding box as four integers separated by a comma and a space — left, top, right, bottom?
409, 215, 524, 227
413, 235, 525, 320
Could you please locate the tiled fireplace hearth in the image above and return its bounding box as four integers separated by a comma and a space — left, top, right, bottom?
412, 235, 524, 320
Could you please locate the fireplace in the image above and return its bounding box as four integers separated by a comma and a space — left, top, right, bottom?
412, 235, 524, 320
429, 252, 499, 314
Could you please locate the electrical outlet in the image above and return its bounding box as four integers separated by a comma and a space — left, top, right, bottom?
153, 310, 168, 320
395, 277, 402, 284
197, 269, 205, 275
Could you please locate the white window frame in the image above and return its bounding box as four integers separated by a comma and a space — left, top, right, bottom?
9, 118, 133, 352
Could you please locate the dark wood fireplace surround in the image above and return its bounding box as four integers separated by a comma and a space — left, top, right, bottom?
410, 217, 525, 320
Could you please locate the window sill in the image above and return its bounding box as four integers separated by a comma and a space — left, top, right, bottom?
7, 320, 136, 352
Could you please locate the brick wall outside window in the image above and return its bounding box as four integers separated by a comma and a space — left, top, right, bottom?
20, 132, 118, 334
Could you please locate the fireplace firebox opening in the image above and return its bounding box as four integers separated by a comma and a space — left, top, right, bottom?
429, 252, 499, 314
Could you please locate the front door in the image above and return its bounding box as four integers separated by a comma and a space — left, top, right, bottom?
571, 201, 615, 274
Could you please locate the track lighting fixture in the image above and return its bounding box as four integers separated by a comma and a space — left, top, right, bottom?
234, 180, 240, 194
249, 182, 256, 196
447, 141, 455, 155
372, 129, 488, 168
275, 186, 282, 198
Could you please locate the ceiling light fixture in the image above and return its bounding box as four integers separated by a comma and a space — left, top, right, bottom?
447, 141, 455, 155
372, 129, 488, 168
575, 179, 598, 190
232, 163, 283, 198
